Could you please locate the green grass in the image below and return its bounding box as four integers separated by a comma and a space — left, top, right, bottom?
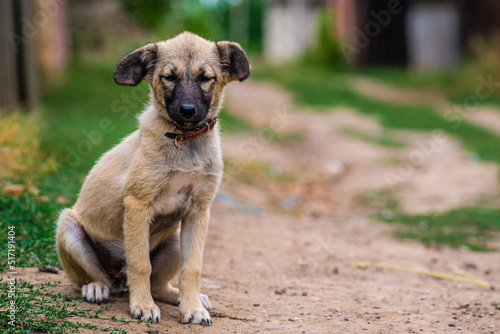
0, 192, 62, 270
378, 207, 500, 251
0, 280, 144, 333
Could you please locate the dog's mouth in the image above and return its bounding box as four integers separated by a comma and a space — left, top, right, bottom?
175, 121, 201, 131
172, 120, 210, 132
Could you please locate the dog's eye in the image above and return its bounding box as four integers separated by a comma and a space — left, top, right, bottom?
162, 74, 177, 82
200, 75, 214, 83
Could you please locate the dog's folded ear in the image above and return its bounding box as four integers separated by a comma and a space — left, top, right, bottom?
216, 41, 251, 83
114, 43, 158, 86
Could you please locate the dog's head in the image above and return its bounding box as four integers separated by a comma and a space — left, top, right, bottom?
113, 32, 250, 130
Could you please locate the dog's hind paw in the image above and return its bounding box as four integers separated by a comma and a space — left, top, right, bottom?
200, 293, 212, 310
82, 282, 110, 304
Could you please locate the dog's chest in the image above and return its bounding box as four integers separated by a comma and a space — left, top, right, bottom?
149, 171, 213, 234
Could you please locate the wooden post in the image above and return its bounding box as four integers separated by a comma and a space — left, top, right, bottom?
0, 0, 39, 112
0, 0, 19, 111
18, 0, 39, 111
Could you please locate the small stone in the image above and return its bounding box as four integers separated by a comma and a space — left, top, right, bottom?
39, 266, 61, 274
464, 261, 477, 269
344, 316, 353, 321
302, 292, 308, 296
253, 303, 260, 307
147, 330, 159, 334
325, 160, 345, 176
279, 194, 301, 209
375, 316, 381, 319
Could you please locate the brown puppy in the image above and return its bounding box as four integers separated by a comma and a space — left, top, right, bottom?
56, 32, 250, 325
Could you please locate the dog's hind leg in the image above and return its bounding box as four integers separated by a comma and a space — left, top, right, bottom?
150, 231, 212, 311
56, 209, 112, 304
150, 231, 182, 305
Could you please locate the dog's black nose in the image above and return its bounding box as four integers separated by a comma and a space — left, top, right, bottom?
179, 104, 196, 119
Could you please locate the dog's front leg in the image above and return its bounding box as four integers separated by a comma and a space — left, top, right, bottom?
124, 196, 161, 323
179, 208, 211, 325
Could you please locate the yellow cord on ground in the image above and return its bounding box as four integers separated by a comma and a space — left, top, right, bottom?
354, 261, 491, 288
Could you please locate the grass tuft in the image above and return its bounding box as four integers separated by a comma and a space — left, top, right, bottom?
0, 280, 128, 333
0, 192, 62, 270
378, 207, 500, 251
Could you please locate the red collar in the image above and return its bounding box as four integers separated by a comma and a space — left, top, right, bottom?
164, 116, 218, 150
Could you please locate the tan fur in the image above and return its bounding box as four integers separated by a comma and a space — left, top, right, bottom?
56, 32, 250, 325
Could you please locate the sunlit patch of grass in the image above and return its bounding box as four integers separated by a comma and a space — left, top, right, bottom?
0, 113, 58, 186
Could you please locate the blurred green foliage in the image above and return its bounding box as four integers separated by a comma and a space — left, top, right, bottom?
118, 0, 264, 53
303, 7, 346, 70
119, 0, 172, 31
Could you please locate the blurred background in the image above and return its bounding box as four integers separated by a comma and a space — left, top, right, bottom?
3, 0, 500, 111
2, 2, 500, 332
2, 0, 500, 281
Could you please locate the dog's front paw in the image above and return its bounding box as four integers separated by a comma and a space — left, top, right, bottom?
130, 301, 161, 323
82, 282, 109, 304
180, 307, 211, 325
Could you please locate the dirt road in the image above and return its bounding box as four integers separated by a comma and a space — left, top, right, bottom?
12, 80, 500, 333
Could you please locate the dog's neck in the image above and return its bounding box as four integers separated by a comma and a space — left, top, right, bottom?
164, 116, 218, 151
137, 105, 223, 175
